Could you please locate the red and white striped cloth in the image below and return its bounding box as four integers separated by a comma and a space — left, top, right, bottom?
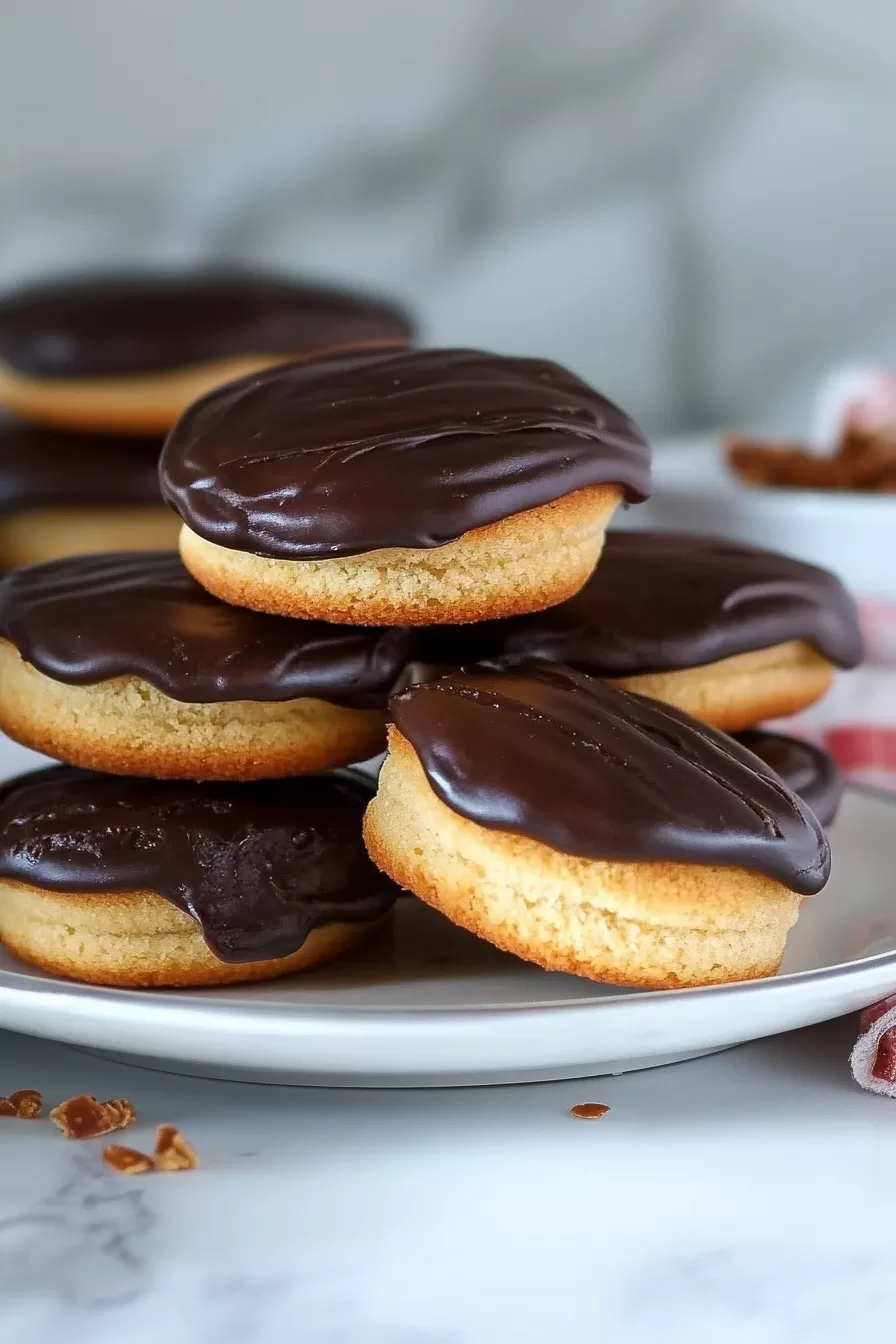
779, 600, 896, 1097
787, 368, 896, 1093
774, 601, 896, 791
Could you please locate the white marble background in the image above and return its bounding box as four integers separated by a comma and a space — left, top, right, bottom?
3, 1017, 896, 1343
2, 0, 896, 437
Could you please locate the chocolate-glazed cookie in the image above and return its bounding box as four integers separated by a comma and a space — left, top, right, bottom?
0, 271, 414, 379
0, 552, 411, 779
0, 765, 396, 986
414, 532, 862, 732
736, 730, 843, 828
365, 665, 829, 988
0, 419, 179, 569
162, 348, 651, 625
0, 269, 414, 435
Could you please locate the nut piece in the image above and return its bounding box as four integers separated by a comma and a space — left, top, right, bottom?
49, 1094, 136, 1140
8, 1089, 43, 1119
725, 428, 896, 493
153, 1124, 198, 1171
102, 1144, 154, 1176
105, 1098, 136, 1128
570, 1102, 610, 1120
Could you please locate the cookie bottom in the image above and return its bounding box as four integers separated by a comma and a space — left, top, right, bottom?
0, 879, 385, 988
0, 641, 386, 779
0, 343, 404, 435
0, 353, 298, 436
611, 640, 835, 732
363, 731, 803, 990
177, 485, 622, 626
0, 505, 181, 570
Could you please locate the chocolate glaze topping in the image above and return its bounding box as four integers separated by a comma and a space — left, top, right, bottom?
0, 419, 165, 513
415, 531, 863, 672
736, 731, 843, 828
0, 766, 396, 963
159, 348, 651, 559
0, 271, 414, 379
0, 552, 411, 707
390, 665, 830, 894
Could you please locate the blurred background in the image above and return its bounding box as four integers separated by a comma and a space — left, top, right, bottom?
2, 0, 896, 437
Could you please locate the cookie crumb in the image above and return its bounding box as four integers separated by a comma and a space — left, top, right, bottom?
50, 1094, 136, 1139
0, 1097, 17, 1116
103, 1144, 153, 1176
153, 1124, 198, 1171
570, 1103, 610, 1120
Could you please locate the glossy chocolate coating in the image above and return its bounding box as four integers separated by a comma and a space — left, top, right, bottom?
0, 552, 411, 707
390, 665, 830, 894
0, 419, 164, 513
0, 270, 414, 379
736, 731, 843, 828
160, 348, 651, 559
414, 531, 863, 672
0, 766, 395, 963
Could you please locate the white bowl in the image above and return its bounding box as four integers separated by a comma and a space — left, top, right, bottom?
616, 435, 895, 598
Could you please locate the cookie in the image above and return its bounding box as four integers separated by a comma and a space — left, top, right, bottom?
0, 270, 413, 434
0, 420, 179, 569
0, 766, 396, 988
0, 552, 411, 779
161, 348, 651, 625
364, 666, 830, 989
414, 531, 863, 730
735, 730, 843, 828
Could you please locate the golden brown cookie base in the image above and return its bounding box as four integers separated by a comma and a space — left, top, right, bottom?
363, 731, 803, 990
177, 485, 622, 626
0, 878, 385, 988
0, 342, 405, 435
611, 640, 834, 732
0, 641, 386, 779
0, 505, 181, 570
0, 353, 296, 435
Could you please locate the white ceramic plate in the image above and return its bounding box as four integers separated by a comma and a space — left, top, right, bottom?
0, 734, 895, 1086
616, 434, 896, 598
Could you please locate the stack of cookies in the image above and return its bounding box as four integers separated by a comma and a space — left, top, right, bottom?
0, 343, 863, 993
0, 270, 413, 569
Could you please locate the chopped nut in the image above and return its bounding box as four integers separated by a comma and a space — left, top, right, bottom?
49, 1094, 136, 1140
0, 1097, 17, 1116
102, 1144, 154, 1176
570, 1102, 610, 1120
725, 427, 896, 493
153, 1124, 198, 1171
104, 1098, 136, 1128
8, 1089, 43, 1119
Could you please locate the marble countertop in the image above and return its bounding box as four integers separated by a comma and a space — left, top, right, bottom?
2, 1016, 894, 1342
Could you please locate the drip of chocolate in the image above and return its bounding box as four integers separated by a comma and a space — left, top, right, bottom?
0, 552, 411, 706
160, 348, 651, 559
390, 665, 830, 895
0, 420, 165, 513
0, 766, 396, 963
414, 531, 863, 672
0, 270, 414, 378
736, 731, 843, 828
